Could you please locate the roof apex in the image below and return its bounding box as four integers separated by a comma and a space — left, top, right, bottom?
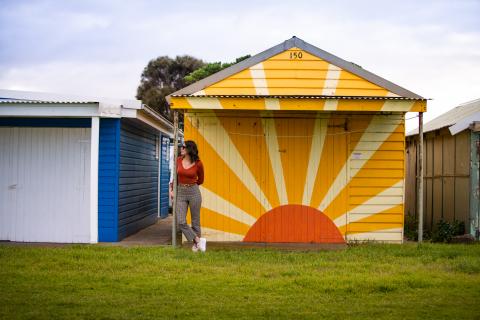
167, 37, 424, 101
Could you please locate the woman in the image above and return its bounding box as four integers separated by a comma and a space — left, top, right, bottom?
170, 140, 206, 252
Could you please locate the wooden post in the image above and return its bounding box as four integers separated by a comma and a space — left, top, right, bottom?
417, 112, 424, 243
172, 111, 179, 247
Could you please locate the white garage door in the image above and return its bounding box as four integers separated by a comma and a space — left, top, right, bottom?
0, 127, 91, 243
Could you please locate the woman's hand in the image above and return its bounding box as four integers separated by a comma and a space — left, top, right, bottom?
169, 188, 174, 200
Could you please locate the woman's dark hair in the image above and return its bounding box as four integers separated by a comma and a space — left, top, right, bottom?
184, 140, 200, 162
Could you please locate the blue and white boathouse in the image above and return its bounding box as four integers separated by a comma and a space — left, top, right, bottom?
0, 89, 172, 243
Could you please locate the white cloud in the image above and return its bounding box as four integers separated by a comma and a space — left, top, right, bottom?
0, 0, 479, 129
0, 60, 145, 99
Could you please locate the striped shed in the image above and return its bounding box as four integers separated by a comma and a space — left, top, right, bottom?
168, 36, 426, 244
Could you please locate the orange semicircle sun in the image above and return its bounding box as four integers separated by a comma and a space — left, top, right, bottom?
243, 204, 345, 243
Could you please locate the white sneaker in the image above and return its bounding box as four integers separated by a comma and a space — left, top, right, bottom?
192, 243, 199, 252
198, 237, 207, 252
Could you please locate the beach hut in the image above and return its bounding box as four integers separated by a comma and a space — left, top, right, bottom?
406, 98, 480, 239
0, 89, 172, 243
167, 37, 426, 244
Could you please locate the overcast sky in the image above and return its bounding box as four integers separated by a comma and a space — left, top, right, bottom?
1, 0, 479, 130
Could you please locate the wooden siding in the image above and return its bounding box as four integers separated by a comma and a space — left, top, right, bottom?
202, 48, 392, 97
405, 129, 471, 233
0, 125, 91, 243
98, 118, 120, 242
345, 114, 404, 242
184, 111, 405, 243
118, 119, 159, 239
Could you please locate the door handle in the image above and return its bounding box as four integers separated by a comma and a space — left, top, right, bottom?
8, 184, 17, 190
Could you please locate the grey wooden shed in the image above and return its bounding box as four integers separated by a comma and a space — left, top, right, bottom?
405, 98, 480, 239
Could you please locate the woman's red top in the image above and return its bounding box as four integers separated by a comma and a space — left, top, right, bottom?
176, 157, 204, 185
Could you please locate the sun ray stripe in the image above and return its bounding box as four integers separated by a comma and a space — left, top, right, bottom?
217, 113, 281, 209
185, 116, 266, 217
322, 125, 404, 222
194, 112, 273, 211
321, 64, 341, 95
338, 204, 403, 234
309, 115, 373, 209
263, 114, 288, 205
193, 90, 206, 96
345, 227, 403, 242
323, 100, 338, 110
334, 180, 403, 227
200, 186, 257, 226
380, 100, 414, 111
319, 114, 402, 212
200, 207, 251, 236
302, 116, 329, 205
200, 227, 245, 241
274, 116, 316, 204
186, 97, 223, 109
265, 98, 281, 110
249, 63, 269, 95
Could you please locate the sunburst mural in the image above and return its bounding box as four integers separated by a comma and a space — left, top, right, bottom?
184, 111, 405, 243
170, 37, 425, 243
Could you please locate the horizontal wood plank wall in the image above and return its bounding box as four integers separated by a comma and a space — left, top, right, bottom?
202, 48, 393, 97
346, 114, 405, 243
185, 111, 405, 243
118, 119, 158, 240
98, 118, 120, 242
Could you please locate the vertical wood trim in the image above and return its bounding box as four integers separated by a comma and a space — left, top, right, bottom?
90, 117, 99, 243
417, 112, 424, 242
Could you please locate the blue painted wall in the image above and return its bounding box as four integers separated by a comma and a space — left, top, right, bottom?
98, 118, 120, 242
118, 118, 159, 240
1, 116, 168, 242
159, 134, 170, 218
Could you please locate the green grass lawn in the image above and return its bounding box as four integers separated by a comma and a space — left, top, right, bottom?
1, 243, 479, 320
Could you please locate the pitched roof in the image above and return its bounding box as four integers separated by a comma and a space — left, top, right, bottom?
407, 98, 480, 136
167, 36, 424, 101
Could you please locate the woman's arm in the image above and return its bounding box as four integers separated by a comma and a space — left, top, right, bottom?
196, 161, 204, 185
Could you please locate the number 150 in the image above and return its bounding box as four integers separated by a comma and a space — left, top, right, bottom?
289, 51, 303, 59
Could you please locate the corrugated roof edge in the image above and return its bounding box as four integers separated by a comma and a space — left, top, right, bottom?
171, 94, 426, 100
0, 89, 142, 109
0, 100, 97, 104
407, 97, 480, 136
167, 36, 424, 102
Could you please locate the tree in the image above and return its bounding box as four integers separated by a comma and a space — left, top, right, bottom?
136, 55, 204, 118
184, 55, 251, 84
136, 54, 251, 120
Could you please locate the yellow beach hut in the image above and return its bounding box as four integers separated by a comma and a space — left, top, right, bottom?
167, 36, 426, 244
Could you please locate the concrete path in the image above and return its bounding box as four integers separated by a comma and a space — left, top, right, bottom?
116, 215, 173, 246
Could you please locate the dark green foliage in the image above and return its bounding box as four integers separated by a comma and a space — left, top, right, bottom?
431, 220, 466, 243
404, 214, 418, 241
184, 55, 251, 84
136, 54, 251, 120
136, 55, 205, 118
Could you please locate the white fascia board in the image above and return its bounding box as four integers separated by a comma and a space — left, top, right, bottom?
449, 111, 480, 135
0, 103, 105, 117
136, 111, 173, 137
90, 117, 100, 243
121, 108, 137, 118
